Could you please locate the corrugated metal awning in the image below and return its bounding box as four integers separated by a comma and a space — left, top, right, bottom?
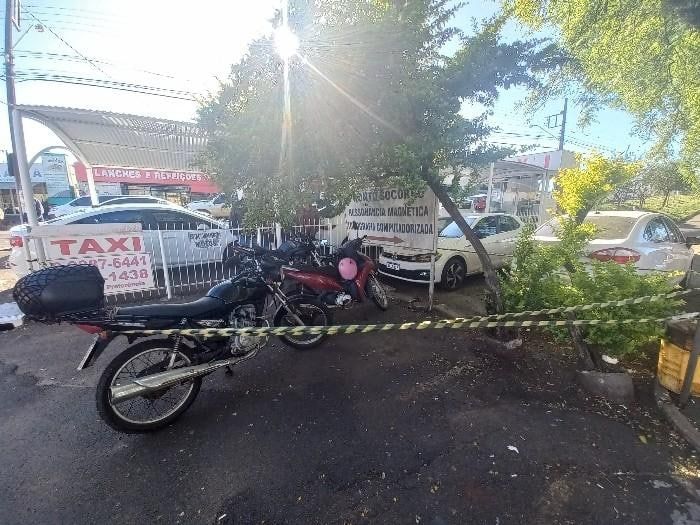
17, 105, 207, 171
486, 160, 548, 181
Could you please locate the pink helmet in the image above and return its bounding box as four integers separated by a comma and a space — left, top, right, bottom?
338, 257, 358, 280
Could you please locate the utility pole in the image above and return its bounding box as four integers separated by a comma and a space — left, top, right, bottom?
546, 97, 568, 152
558, 98, 568, 151
4, 0, 40, 227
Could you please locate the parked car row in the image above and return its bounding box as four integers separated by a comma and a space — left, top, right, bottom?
378, 210, 697, 290
9, 195, 697, 290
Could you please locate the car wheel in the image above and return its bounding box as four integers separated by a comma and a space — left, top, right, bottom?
440, 257, 466, 291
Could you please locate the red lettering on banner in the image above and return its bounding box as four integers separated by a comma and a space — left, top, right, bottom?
78, 239, 105, 254
50, 239, 77, 256
105, 237, 129, 252
73, 163, 221, 193
132, 236, 142, 251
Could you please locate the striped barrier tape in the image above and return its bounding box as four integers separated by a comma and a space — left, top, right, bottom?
122, 312, 700, 338
450, 289, 694, 322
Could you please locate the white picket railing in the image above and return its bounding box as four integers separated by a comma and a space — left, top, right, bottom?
20, 216, 354, 304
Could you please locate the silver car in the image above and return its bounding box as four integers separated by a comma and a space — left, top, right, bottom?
534, 211, 696, 282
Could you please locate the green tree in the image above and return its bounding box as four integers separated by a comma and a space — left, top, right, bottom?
645, 161, 693, 206
506, 0, 700, 171
503, 153, 680, 368
197, 0, 556, 311
555, 154, 640, 223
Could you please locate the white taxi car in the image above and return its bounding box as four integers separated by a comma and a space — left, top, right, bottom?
49, 195, 171, 218
9, 203, 239, 277
378, 213, 524, 290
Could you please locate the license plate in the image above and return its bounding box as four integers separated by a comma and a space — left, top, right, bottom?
385, 262, 400, 271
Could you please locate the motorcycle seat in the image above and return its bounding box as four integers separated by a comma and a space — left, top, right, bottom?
115, 296, 225, 320
289, 264, 341, 279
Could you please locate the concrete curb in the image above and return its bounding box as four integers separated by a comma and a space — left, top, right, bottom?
654, 381, 700, 452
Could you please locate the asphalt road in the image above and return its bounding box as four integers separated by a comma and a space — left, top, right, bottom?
3, 300, 700, 524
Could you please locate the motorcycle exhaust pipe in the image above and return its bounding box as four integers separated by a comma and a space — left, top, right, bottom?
109, 350, 258, 404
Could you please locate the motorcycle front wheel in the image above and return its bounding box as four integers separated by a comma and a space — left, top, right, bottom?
273, 295, 332, 350
367, 273, 389, 311
96, 340, 202, 433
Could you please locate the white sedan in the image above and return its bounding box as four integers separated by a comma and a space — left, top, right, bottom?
9, 203, 239, 277
534, 211, 696, 282
49, 195, 172, 218
378, 213, 524, 290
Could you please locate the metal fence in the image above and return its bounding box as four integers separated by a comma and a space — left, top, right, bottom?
17, 208, 537, 305
19, 216, 357, 304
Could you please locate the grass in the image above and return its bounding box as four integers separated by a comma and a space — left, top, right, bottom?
609, 194, 700, 223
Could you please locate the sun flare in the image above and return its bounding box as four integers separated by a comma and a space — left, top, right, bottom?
273, 25, 299, 59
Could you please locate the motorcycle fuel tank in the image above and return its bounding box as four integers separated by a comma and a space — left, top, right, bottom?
283, 267, 344, 292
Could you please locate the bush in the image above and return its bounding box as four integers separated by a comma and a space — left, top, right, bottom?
501, 220, 683, 358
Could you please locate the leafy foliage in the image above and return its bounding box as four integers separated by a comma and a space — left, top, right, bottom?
502, 152, 682, 359
555, 154, 640, 222
501, 222, 682, 357
197, 0, 559, 225
644, 161, 694, 206
605, 193, 700, 222
506, 0, 700, 170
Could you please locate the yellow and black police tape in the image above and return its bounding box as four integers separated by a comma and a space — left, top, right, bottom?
452, 288, 694, 321
122, 310, 700, 339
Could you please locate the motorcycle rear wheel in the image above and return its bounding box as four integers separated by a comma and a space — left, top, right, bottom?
96, 340, 202, 433
274, 295, 332, 350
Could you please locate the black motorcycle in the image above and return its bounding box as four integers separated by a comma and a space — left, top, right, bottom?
225, 232, 332, 271
13, 252, 332, 433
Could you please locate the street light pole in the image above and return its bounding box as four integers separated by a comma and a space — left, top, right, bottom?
4, 0, 40, 227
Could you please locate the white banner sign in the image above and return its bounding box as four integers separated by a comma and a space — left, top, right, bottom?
33, 224, 156, 294
48, 252, 155, 294
345, 187, 438, 252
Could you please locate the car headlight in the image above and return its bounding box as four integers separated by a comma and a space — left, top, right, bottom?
410, 253, 442, 263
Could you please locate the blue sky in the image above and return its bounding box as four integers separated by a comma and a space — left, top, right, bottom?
2, 0, 647, 162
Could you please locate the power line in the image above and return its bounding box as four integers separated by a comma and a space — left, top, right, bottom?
22, 7, 111, 78
12, 49, 205, 84
5, 72, 200, 101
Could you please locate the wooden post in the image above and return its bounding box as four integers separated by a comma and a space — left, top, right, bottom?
679, 321, 700, 407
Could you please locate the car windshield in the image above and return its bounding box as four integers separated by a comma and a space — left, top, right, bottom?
536, 215, 638, 240
438, 216, 479, 238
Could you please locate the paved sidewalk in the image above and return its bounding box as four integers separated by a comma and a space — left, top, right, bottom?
2, 302, 700, 524
680, 214, 700, 238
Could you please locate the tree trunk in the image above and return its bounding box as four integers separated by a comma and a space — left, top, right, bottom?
662, 191, 671, 207
566, 313, 595, 370
424, 174, 504, 314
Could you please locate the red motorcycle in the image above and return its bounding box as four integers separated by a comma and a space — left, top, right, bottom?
276, 235, 389, 348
